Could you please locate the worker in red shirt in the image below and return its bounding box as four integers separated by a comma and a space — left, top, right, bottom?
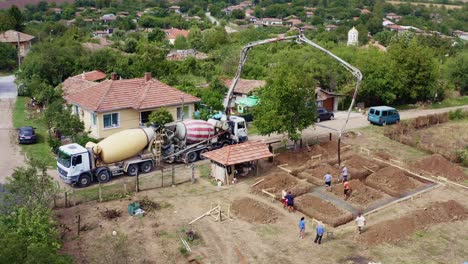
343, 180, 351, 200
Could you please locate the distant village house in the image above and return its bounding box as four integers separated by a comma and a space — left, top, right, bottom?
0, 30, 35, 59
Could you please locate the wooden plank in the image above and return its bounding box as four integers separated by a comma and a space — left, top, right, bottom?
251, 179, 265, 187
188, 206, 220, 225
262, 189, 276, 198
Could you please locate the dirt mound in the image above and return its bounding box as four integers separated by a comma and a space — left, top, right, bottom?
295, 194, 353, 227
231, 198, 279, 224
295, 163, 339, 186
101, 208, 122, 220
344, 154, 380, 170
359, 200, 468, 246
275, 149, 313, 167
331, 180, 385, 210
365, 166, 424, 197
137, 197, 161, 212
251, 172, 313, 198
374, 151, 396, 161
412, 154, 467, 182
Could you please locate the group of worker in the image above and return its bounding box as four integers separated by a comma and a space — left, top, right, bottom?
281, 164, 367, 244
324, 165, 351, 200
297, 213, 367, 244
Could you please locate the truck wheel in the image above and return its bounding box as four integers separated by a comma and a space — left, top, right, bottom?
330, 115, 334, 120
198, 149, 208, 160
78, 174, 92, 188
140, 161, 153, 173
316, 117, 321, 123
127, 164, 138, 176
97, 169, 110, 183
186, 151, 198, 163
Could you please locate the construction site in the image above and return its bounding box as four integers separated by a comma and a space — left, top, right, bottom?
55, 115, 468, 264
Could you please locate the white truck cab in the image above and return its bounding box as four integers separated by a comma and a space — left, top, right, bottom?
229, 116, 248, 143
57, 143, 92, 186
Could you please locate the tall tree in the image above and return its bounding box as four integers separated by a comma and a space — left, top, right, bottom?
8, 5, 24, 31
0, 42, 17, 71
253, 63, 317, 141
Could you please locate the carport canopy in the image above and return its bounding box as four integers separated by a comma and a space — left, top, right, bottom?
201, 141, 273, 165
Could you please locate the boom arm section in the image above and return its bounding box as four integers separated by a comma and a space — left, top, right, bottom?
223, 34, 362, 138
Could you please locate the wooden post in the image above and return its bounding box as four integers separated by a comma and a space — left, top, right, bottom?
65, 192, 68, 208
136, 172, 140, 192
338, 138, 341, 167
256, 160, 259, 177
98, 183, 103, 202
161, 168, 164, 187
329, 133, 332, 141
172, 165, 175, 186
77, 215, 81, 236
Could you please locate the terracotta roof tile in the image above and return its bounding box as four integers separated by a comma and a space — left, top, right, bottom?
164, 28, 189, 40
0, 30, 34, 43
65, 75, 201, 112
202, 141, 273, 165
61, 77, 97, 96
71, 70, 107, 81
223, 79, 266, 95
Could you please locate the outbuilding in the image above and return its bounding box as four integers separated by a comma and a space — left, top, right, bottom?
202, 141, 273, 185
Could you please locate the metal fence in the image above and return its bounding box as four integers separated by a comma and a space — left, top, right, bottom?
54, 161, 209, 208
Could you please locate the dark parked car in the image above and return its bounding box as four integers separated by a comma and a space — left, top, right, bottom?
18, 126, 37, 144
316, 108, 334, 122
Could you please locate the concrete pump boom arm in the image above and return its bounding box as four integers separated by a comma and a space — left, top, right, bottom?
223, 34, 362, 139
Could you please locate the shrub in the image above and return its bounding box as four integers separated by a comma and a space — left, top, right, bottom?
75, 135, 99, 147
448, 109, 468, 121
47, 136, 61, 154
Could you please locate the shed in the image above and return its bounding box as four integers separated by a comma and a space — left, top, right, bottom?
202, 141, 273, 184
315, 88, 342, 112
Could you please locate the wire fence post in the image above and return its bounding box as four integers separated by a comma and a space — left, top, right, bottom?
172, 165, 175, 186
77, 215, 81, 236
99, 183, 103, 202
65, 192, 68, 208
161, 168, 164, 187
136, 172, 140, 192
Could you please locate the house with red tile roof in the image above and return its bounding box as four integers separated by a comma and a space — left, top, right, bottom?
63, 72, 200, 138
0, 30, 34, 58
164, 28, 190, 44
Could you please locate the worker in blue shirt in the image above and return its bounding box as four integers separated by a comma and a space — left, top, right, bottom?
314, 222, 325, 244
298, 217, 306, 239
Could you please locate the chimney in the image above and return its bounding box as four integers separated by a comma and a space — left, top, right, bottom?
111, 72, 118, 80
144, 72, 152, 82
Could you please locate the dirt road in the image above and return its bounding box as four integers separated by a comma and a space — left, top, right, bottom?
250, 105, 468, 143
0, 76, 25, 183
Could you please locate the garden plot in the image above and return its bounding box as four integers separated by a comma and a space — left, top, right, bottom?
330, 179, 391, 211
230, 198, 279, 224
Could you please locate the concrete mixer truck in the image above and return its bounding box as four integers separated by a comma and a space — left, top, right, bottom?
57, 116, 247, 187
57, 127, 162, 187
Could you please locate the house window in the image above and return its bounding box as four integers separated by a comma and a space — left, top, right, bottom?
73, 105, 79, 115
91, 112, 97, 126
176, 106, 190, 120
140, 111, 152, 126
103, 113, 119, 128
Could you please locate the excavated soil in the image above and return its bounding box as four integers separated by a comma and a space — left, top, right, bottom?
275, 148, 314, 167
251, 171, 314, 198
359, 200, 468, 246
338, 154, 381, 180
295, 194, 354, 227
374, 151, 397, 161
296, 163, 340, 186
411, 154, 467, 182
330, 180, 387, 210
230, 198, 279, 224
365, 166, 425, 197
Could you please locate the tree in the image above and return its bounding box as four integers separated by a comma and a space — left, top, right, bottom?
0, 12, 15, 31
231, 9, 245, 19
174, 36, 189, 49
123, 38, 138, 53
148, 28, 166, 42
148, 107, 174, 127
0, 42, 17, 71
8, 5, 24, 31
253, 64, 317, 141
43, 98, 84, 139
446, 51, 468, 95
4, 158, 60, 211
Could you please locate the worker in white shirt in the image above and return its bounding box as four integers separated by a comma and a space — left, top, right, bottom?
355, 213, 366, 234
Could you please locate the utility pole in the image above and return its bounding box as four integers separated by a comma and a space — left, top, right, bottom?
17, 32, 21, 68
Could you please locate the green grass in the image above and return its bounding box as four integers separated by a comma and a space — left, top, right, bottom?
395, 104, 419, 110
13, 96, 56, 167
431, 96, 468, 109
247, 122, 259, 135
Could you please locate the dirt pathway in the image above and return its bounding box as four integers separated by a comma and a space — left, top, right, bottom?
0, 98, 25, 183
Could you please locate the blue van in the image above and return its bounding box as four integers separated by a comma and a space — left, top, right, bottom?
368, 106, 400, 126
